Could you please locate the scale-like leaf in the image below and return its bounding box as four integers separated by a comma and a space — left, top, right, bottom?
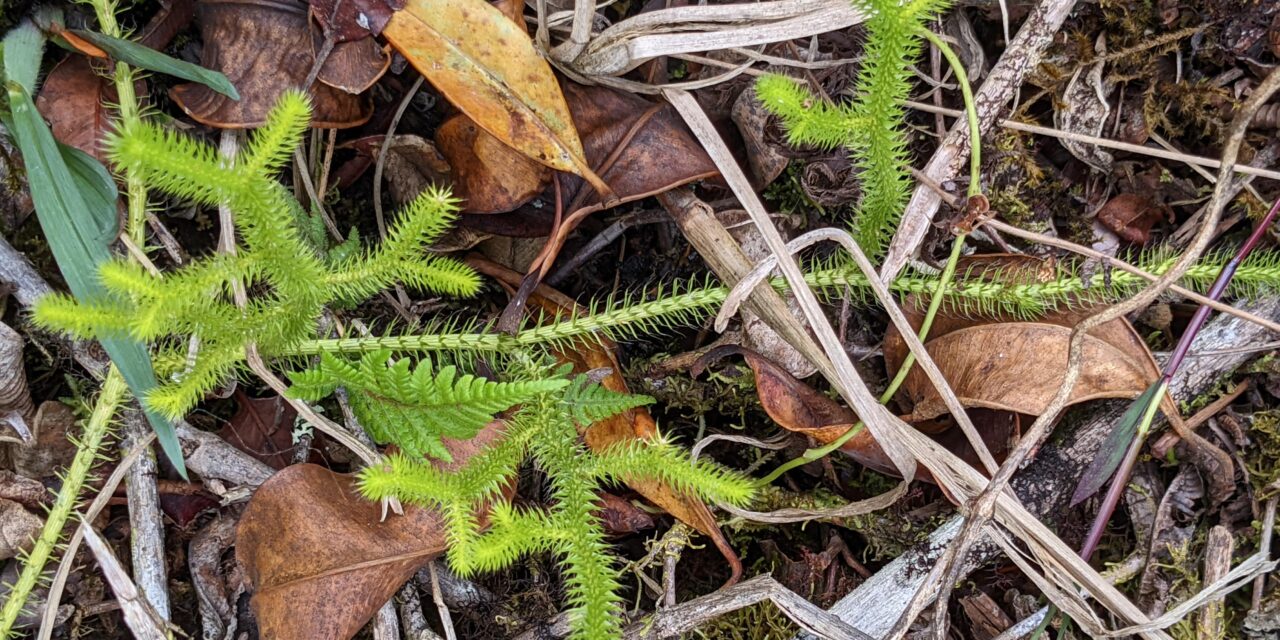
1071, 381, 1162, 505
381, 0, 610, 195
69, 29, 239, 99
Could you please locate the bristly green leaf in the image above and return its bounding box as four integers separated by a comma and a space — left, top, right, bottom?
1071, 381, 1163, 505
289, 350, 567, 461
68, 29, 239, 99
2, 18, 45, 93
754, 0, 949, 258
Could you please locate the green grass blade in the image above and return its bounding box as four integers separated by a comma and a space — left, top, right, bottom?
1070, 381, 1161, 505
5, 81, 187, 478
70, 29, 239, 99
60, 142, 119, 243
2, 19, 43, 92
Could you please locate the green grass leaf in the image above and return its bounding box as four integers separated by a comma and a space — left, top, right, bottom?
1070, 381, 1162, 505
5, 78, 187, 478
69, 29, 239, 100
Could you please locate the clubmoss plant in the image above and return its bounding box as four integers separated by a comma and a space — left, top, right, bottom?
347, 356, 756, 640
755, 0, 950, 257
286, 249, 1280, 358
31, 92, 480, 420
0, 367, 126, 638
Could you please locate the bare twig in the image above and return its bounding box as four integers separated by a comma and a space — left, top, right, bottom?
881, 0, 1082, 280
121, 409, 170, 620
82, 524, 170, 640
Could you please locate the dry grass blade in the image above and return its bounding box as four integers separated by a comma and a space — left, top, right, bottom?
664, 88, 1168, 639
556, 0, 864, 78
81, 524, 170, 640
914, 65, 1280, 640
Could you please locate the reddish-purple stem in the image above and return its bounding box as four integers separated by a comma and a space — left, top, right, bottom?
1081, 194, 1280, 562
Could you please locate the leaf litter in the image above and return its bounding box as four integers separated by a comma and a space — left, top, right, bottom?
1, 0, 1279, 639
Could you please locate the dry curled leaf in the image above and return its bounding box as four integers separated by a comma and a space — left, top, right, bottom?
382, 0, 609, 194
693, 344, 1015, 482
237, 422, 505, 640
219, 391, 299, 470
556, 81, 717, 208
0, 498, 42, 561
1096, 193, 1168, 245
884, 254, 1163, 423
171, 0, 373, 128
342, 134, 453, 206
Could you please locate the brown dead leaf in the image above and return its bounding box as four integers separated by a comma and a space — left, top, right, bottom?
436, 115, 550, 213
35, 56, 115, 160
382, 0, 610, 195
171, 0, 372, 129
556, 81, 717, 209
467, 255, 743, 583
884, 254, 1161, 423
218, 391, 299, 470
0, 498, 42, 560
731, 87, 788, 188
237, 422, 505, 640
596, 492, 656, 534
692, 345, 1015, 482
1096, 193, 1168, 244
9, 402, 78, 479
341, 134, 453, 206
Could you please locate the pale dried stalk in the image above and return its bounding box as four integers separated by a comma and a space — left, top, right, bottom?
82, 524, 170, 640
905, 101, 1280, 182
665, 89, 1168, 639
915, 66, 1280, 639
713, 227, 998, 474
881, 0, 1082, 280
556, 0, 863, 77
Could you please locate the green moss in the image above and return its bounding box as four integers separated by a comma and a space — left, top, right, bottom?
1245, 410, 1280, 498
687, 602, 798, 640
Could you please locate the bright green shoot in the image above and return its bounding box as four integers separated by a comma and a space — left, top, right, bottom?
354, 356, 755, 640
32, 92, 480, 421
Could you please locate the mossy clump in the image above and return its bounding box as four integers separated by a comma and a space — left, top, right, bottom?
1245, 409, 1280, 498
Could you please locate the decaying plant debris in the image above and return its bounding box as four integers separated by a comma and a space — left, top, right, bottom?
1, 0, 1279, 638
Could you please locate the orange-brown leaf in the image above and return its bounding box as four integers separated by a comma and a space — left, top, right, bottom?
383, 0, 608, 194
237, 423, 506, 640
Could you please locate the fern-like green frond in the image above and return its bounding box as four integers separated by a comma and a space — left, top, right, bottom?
357, 359, 756, 640
561, 376, 654, 427
292, 350, 566, 460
